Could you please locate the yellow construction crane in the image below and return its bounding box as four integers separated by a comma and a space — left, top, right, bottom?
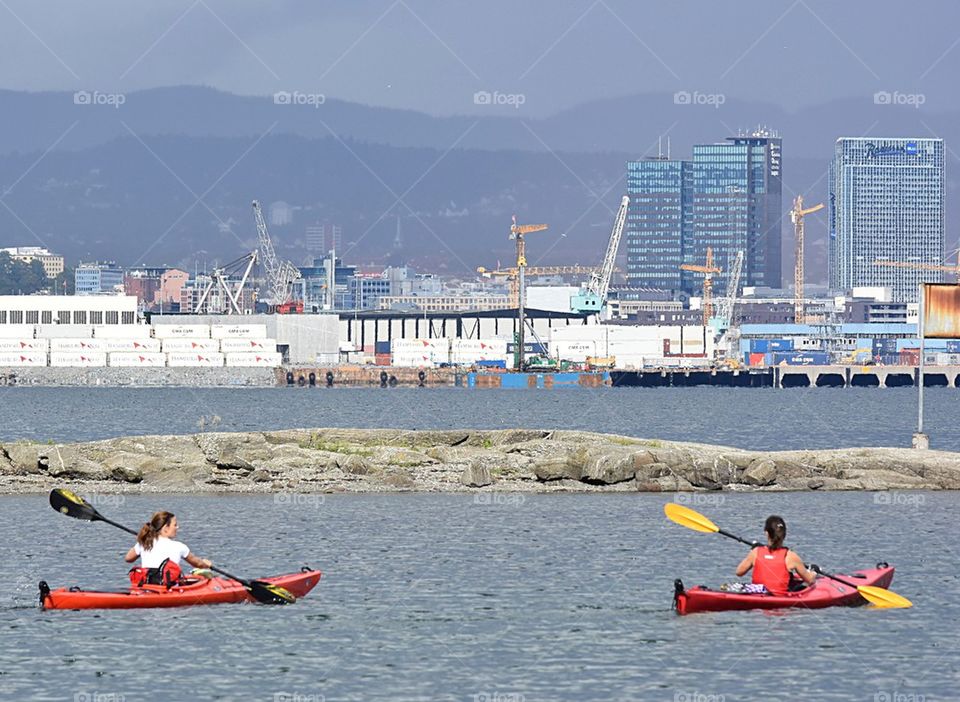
681, 247, 722, 328
874, 259, 960, 280
507, 216, 548, 370
477, 265, 597, 308
790, 195, 824, 324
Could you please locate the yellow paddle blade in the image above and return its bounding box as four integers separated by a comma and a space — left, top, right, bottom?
858, 585, 913, 609
664, 502, 720, 534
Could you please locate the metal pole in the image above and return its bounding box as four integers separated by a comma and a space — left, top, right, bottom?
914, 283, 928, 449
517, 264, 525, 371
918, 283, 924, 433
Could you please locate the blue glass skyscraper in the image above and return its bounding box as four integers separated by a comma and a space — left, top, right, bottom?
828, 137, 944, 303
625, 130, 782, 294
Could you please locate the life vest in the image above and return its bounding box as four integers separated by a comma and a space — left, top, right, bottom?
752, 546, 791, 595
128, 558, 183, 588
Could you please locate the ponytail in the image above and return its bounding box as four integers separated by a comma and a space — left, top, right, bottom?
138, 511, 174, 551
764, 515, 786, 550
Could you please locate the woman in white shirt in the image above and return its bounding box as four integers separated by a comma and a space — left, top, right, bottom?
124, 511, 212, 578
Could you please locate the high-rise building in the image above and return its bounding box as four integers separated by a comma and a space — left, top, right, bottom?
625, 157, 692, 290
625, 129, 782, 294
828, 137, 945, 302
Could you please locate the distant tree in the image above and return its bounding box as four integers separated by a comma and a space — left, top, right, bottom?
0, 252, 47, 294
51, 265, 75, 295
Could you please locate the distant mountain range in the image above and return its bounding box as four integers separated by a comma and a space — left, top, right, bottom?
0, 86, 956, 283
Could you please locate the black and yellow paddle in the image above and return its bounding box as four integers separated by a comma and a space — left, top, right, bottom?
50, 488, 297, 605
664, 502, 912, 609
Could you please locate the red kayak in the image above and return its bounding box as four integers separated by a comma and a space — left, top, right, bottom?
39, 568, 321, 610
674, 564, 895, 615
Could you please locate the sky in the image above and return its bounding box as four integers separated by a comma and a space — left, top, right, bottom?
2, 0, 959, 117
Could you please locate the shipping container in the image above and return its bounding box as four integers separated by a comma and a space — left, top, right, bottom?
946, 340, 960, 353
219, 338, 277, 352
102, 338, 162, 353
210, 324, 268, 339
91, 325, 151, 339
505, 342, 548, 355
166, 352, 225, 367
374, 353, 391, 366
749, 339, 769, 353
161, 338, 220, 352
374, 341, 391, 354
0, 325, 36, 339
49, 339, 106, 352
873, 338, 898, 354
50, 352, 107, 367
35, 325, 93, 339
152, 324, 210, 338
224, 352, 282, 367
748, 352, 766, 367
109, 352, 166, 367
768, 339, 794, 351
0, 339, 48, 352
0, 352, 46, 366
773, 351, 830, 366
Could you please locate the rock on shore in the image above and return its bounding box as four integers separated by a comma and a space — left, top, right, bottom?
2, 428, 959, 494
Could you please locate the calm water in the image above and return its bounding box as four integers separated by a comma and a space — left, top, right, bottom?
1, 492, 956, 701
1, 385, 959, 450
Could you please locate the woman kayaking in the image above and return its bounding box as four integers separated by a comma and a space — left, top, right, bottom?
735, 515, 817, 595
124, 511, 212, 585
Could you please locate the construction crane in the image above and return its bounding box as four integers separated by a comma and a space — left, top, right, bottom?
252, 200, 302, 312
714, 250, 744, 330
571, 195, 630, 314
509, 216, 548, 370
194, 251, 257, 314
680, 247, 722, 328
715, 250, 744, 359
477, 265, 597, 308
874, 259, 960, 279
791, 195, 824, 323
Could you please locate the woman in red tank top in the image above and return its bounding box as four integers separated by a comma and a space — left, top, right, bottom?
735, 516, 817, 595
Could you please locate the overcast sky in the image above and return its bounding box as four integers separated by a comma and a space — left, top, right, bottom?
2, 0, 959, 116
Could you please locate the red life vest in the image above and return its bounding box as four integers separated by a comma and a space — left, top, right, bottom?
128, 558, 183, 588
752, 546, 791, 595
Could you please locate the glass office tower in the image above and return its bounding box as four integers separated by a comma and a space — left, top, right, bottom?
625, 157, 692, 290
828, 137, 944, 302
625, 130, 782, 295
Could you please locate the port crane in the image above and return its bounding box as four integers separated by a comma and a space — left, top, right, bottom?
570, 195, 630, 314
680, 248, 722, 328
252, 200, 302, 313
509, 216, 549, 370
194, 251, 257, 314
791, 195, 824, 323
715, 250, 744, 360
